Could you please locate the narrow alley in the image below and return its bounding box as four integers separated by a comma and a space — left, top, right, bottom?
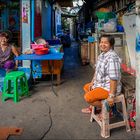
0, 41, 135, 139
0, 0, 139, 139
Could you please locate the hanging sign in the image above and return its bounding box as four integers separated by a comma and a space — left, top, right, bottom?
22, 2, 29, 23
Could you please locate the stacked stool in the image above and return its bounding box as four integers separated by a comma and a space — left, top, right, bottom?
90, 94, 130, 138
2, 71, 29, 103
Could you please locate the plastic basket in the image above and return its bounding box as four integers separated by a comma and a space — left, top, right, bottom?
96, 12, 116, 20
49, 45, 61, 54
34, 48, 49, 55
31, 44, 45, 49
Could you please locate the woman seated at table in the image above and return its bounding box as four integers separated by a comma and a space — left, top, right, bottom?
0, 32, 19, 72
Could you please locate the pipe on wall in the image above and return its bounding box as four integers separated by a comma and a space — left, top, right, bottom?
31, 0, 35, 42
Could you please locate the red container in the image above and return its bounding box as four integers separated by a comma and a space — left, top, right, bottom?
31, 44, 45, 49
34, 48, 49, 55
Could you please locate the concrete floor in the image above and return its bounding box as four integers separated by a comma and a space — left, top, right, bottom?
0, 42, 135, 139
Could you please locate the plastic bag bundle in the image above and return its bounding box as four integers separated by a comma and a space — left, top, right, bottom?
103, 19, 117, 32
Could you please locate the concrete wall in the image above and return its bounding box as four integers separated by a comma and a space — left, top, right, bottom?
21, 0, 31, 67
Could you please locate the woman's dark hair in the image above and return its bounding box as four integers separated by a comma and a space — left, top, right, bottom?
99, 35, 115, 49
0, 32, 9, 40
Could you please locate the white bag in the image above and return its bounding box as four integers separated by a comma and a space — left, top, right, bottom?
103, 19, 117, 32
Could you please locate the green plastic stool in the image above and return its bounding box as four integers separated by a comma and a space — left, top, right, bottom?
2, 71, 29, 103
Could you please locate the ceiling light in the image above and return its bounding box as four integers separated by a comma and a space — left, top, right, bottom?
78, 0, 83, 6
73, 1, 77, 7
67, 7, 71, 11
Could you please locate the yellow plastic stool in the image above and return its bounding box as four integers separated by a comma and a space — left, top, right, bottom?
2, 71, 29, 103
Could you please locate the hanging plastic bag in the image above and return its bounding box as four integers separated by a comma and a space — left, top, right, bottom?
103, 18, 117, 32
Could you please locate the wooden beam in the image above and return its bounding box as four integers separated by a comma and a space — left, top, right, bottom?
61, 13, 76, 17
56, 0, 73, 7
92, 0, 114, 10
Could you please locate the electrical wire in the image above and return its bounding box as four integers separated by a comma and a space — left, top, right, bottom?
32, 61, 58, 96
51, 72, 58, 96
48, 60, 58, 97
40, 104, 53, 140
